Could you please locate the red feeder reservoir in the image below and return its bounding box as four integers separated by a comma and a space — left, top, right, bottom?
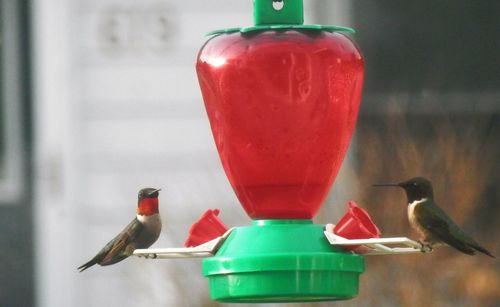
196, 0, 365, 302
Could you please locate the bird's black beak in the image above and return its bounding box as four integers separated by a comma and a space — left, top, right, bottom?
372, 183, 401, 188
148, 188, 162, 196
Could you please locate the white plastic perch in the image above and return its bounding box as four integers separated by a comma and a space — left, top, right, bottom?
133, 228, 235, 259
324, 224, 430, 255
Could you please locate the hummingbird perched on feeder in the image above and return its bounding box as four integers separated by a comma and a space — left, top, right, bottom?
78, 188, 162, 272
373, 177, 494, 258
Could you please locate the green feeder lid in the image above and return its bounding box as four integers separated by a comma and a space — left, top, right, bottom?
207, 0, 354, 36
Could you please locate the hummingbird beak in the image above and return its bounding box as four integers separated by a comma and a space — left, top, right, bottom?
372, 183, 401, 188
148, 188, 162, 196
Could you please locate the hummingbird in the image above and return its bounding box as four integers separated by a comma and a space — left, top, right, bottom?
78, 188, 162, 272
373, 177, 494, 258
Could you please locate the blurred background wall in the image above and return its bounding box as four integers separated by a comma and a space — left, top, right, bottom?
0, 0, 498, 306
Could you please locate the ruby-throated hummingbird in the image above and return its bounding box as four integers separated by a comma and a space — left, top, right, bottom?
78, 188, 162, 272
374, 177, 494, 258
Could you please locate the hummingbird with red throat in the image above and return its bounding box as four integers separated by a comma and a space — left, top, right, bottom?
78, 188, 162, 272
374, 177, 494, 258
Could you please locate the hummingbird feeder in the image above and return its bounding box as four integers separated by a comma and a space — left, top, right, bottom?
134, 0, 429, 303
196, 0, 364, 302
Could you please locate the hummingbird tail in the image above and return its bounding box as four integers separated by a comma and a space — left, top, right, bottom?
470, 243, 495, 258
77, 258, 98, 272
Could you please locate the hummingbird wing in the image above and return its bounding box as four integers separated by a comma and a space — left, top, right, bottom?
78, 218, 144, 272
415, 204, 494, 257
99, 218, 144, 265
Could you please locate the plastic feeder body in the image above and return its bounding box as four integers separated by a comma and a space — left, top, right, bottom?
197, 2, 364, 220
196, 0, 365, 302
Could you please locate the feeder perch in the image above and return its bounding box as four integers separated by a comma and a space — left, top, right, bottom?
133, 228, 234, 259
324, 224, 431, 255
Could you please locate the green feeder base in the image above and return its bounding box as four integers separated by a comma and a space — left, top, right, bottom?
203, 220, 365, 303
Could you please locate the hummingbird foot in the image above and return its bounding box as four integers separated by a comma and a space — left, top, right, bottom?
417, 240, 433, 253
146, 253, 158, 259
